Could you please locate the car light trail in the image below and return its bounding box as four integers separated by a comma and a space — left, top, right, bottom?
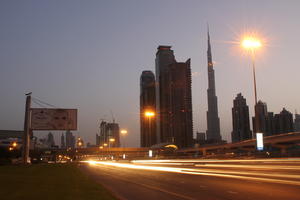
195, 164, 300, 170
131, 158, 300, 164
82, 160, 300, 186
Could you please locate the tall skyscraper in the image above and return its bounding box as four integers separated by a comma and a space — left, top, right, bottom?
155, 46, 176, 144
155, 46, 193, 148
231, 93, 252, 142
206, 29, 221, 142
140, 71, 156, 147
167, 60, 193, 147
60, 133, 65, 148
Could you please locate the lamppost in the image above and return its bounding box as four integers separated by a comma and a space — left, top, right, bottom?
241, 36, 262, 137
103, 143, 108, 159
144, 110, 155, 147
120, 129, 128, 159
109, 138, 115, 160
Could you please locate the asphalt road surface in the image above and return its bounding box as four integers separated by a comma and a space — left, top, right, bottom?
79, 158, 300, 200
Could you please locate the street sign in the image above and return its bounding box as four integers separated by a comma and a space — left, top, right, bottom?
31, 108, 77, 130
256, 133, 264, 151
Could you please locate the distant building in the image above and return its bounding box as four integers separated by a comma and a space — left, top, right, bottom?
231, 93, 252, 142
61, 133, 65, 148
47, 132, 55, 148
140, 70, 156, 147
294, 114, 300, 132
196, 132, 206, 144
65, 130, 75, 149
253, 102, 294, 136
253, 100, 268, 134
252, 100, 275, 136
273, 108, 294, 134
155, 46, 193, 148
97, 121, 120, 147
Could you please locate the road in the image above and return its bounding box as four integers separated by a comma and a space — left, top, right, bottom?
79, 158, 300, 200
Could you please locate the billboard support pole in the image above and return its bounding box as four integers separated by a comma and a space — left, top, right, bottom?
22, 93, 31, 164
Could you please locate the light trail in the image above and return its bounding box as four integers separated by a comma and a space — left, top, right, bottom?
195, 164, 300, 170
82, 160, 300, 186
132, 161, 300, 169
131, 158, 300, 164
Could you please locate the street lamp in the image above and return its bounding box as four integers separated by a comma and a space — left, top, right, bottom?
78, 141, 82, 147
109, 138, 115, 160
144, 111, 155, 118
120, 129, 128, 148
144, 110, 155, 146
12, 142, 17, 148
109, 138, 115, 143
241, 35, 262, 137
77, 137, 83, 148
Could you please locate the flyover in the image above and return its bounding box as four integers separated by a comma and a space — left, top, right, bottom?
70, 132, 300, 159
178, 132, 300, 156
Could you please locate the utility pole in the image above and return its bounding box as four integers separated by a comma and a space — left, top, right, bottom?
22, 93, 31, 164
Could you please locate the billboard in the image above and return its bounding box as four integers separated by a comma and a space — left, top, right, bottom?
31, 108, 77, 130
256, 133, 264, 151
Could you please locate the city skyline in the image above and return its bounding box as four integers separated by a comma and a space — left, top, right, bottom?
1, 1, 300, 146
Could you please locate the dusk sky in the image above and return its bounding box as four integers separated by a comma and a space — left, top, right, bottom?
1, 0, 300, 146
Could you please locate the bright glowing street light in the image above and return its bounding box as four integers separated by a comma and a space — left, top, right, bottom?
12, 142, 17, 147
242, 37, 262, 50
120, 129, 128, 148
144, 111, 155, 118
109, 138, 115, 142
103, 143, 108, 147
